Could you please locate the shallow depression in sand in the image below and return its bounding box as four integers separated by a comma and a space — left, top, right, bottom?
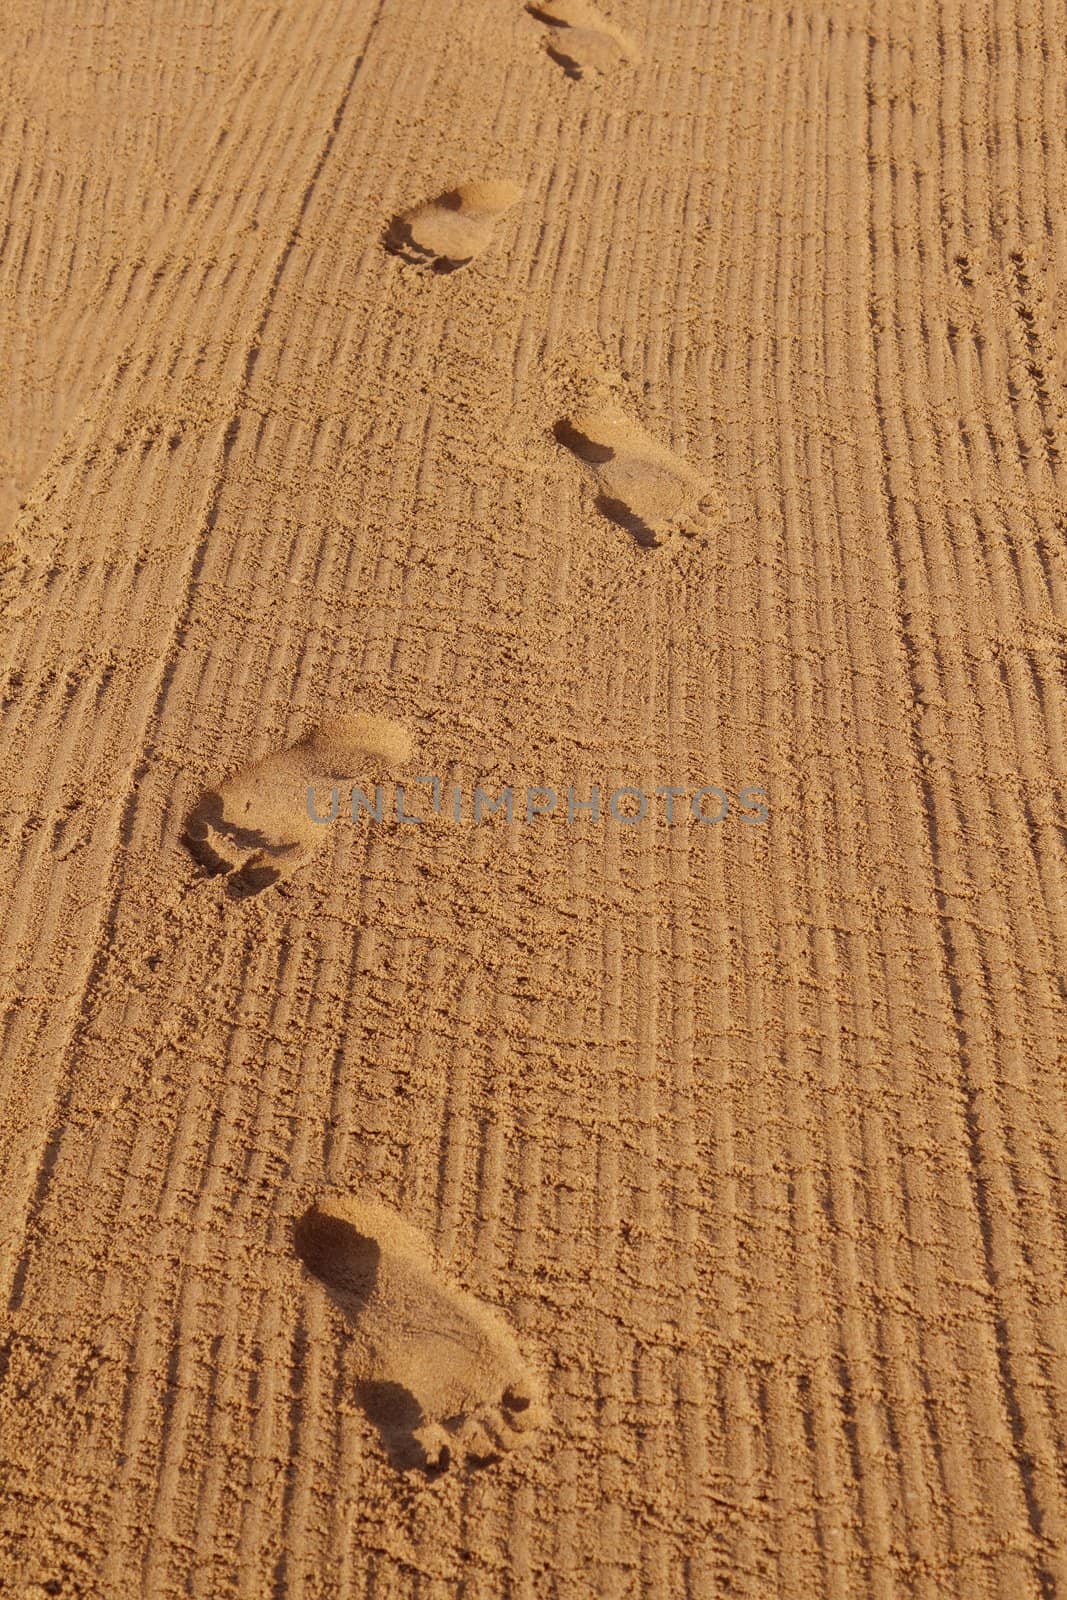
294, 1195, 546, 1473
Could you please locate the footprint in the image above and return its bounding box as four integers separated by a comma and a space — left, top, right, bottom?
527, 0, 640, 77
555, 388, 707, 546
294, 1194, 546, 1473
386, 181, 522, 273
183, 713, 411, 896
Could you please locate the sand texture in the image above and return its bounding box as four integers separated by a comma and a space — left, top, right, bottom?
1, 0, 1066, 1596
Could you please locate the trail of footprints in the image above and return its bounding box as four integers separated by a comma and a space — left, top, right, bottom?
380, 11, 706, 549
168, 0, 705, 1481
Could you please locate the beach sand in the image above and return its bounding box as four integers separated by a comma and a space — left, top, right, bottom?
1, 0, 1065, 1594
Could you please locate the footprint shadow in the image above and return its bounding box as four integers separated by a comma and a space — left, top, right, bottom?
354, 1380, 451, 1473
552, 417, 613, 464
543, 38, 584, 80
293, 1206, 380, 1307
593, 493, 660, 547
384, 213, 470, 274
183, 791, 286, 897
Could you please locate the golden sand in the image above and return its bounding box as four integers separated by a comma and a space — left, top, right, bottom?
1, 0, 1065, 1595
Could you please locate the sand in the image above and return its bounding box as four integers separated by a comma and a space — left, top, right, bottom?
0, 0, 1065, 1595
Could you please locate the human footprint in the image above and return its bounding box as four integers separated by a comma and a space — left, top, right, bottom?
183, 713, 411, 895
294, 1194, 547, 1472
